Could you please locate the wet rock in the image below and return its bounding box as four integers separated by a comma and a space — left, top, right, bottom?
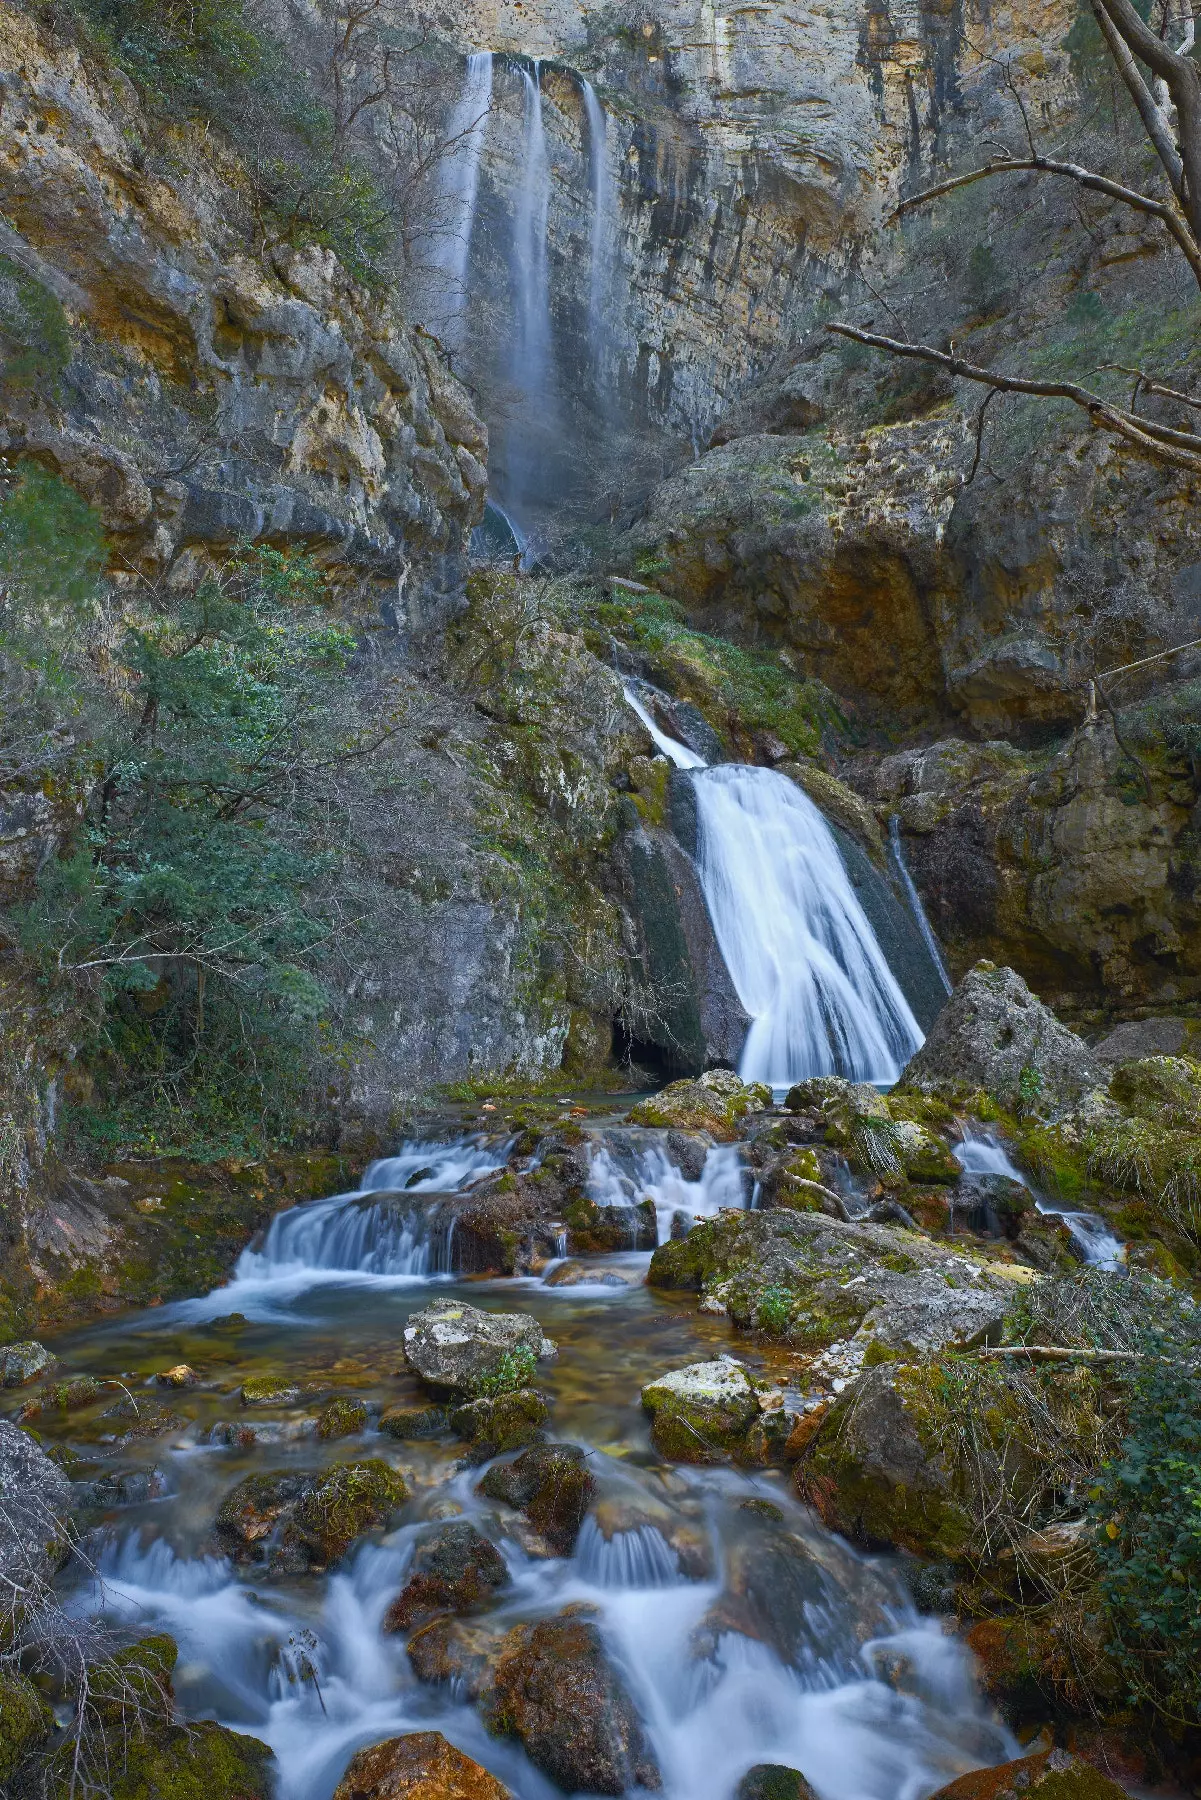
406, 1616, 503, 1699
1014, 1215, 1080, 1271
34, 1374, 103, 1413
0, 1341, 54, 1386
927, 1748, 1126, 1799
736, 1767, 820, 1800
545, 1259, 642, 1288
383, 1522, 508, 1631
477, 1443, 595, 1554
629, 1071, 770, 1140
448, 1390, 548, 1454
75, 1466, 168, 1509
564, 1197, 658, 1255
157, 1363, 199, 1387
590, 1496, 714, 1580
899, 963, 1104, 1113
316, 1397, 369, 1439
402, 1300, 554, 1397
379, 1403, 450, 1440
0, 1421, 72, 1615
104, 1398, 188, 1442
485, 1610, 660, 1794
283, 1460, 409, 1568
331, 1730, 513, 1799
83, 1717, 275, 1799
240, 1375, 305, 1407
213, 1471, 314, 1561
641, 1359, 766, 1463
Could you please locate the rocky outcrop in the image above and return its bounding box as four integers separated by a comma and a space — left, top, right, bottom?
899, 963, 1105, 1113
0, 5, 484, 593
0, 1419, 72, 1619
926, 1749, 1127, 1800
331, 1732, 512, 1800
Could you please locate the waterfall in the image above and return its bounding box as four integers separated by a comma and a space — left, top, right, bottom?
955, 1125, 1124, 1268
623, 687, 923, 1088
888, 815, 953, 997
580, 77, 612, 350
586, 1135, 748, 1242
512, 62, 553, 408
426, 51, 493, 346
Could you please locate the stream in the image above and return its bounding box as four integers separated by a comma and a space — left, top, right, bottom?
43, 1133, 1018, 1800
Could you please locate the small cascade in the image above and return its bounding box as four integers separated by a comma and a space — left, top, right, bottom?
955, 1125, 1124, 1268
425, 51, 493, 346
580, 77, 613, 352
586, 1133, 748, 1243
889, 815, 953, 997
512, 62, 553, 414
215, 1139, 506, 1304
623, 686, 922, 1086
573, 1517, 684, 1587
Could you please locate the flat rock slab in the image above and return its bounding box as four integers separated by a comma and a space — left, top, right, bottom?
402, 1300, 554, 1395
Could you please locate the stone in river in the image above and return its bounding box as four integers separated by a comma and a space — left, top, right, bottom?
476, 1443, 594, 1554
402, 1299, 554, 1396
332, 1729, 513, 1799
383, 1522, 508, 1632
0, 1341, 54, 1386
737, 1768, 820, 1800
448, 1390, 547, 1454
640, 1358, 764, 1463
926, 1747, 1127, 1799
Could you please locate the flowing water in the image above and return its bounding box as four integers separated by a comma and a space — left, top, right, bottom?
889, 817, 953, 998
423, 51, 494, 346
954, 1125, 1124, 1269
585, 1133, 749, 1242
511, 65, 553, 420
48, 1128, 1016, 1800
624, 686, 924, 1088
580, 78, 613, 357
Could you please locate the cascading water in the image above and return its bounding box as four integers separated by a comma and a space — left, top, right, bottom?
889, 815, 953, 997
624, 686, 923, 1087
580, 77, 613, 352
955, 1125, 1124, 1268
586, 1134, 748, 1243
423, 51, 493, 346
512, 63, 553, 415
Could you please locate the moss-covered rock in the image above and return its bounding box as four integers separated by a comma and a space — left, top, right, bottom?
0, 1665, 52, 1784
378, 1403, 449, 1441
476, 1443, 595, 1554
315, 1397, 368, 1439
641, 1359, 767, 1463
285, 1460, 409, 1567
213, 1471, 314, 1562
629, 1071, 770, 1140
239, 1375, 305, 1407
383, 1521, 509, 1632
61, 1719, 275, 1800
448, 1389, 548, 1453
736, 1766, 820, 1800
926, 1749, 1126, 1800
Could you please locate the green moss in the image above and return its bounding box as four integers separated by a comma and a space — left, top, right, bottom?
448, 1388, 548, 1450
288, 1459, 408, 1563
57, 1719, 274, 1800
239, 1374, 303, 1407
0, 1666, 53, 1784
0, 255, 71, 395
315, 1396, 367, 1439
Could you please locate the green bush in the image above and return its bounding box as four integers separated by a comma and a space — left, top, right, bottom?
755, 1284, 794, 1335
0, 255, 72, 396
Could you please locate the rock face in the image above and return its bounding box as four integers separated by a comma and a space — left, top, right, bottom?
402, 1301, 554, 1396
899, 963, 1105, 1112
0, 1342, 53, 1386
331, 1731, 512, 1800
383, 1524, 509, 1632
0, 1420, 72, 1611
485, 1611, 660, 1795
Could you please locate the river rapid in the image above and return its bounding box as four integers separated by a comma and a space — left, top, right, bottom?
37, 1131, 1019, 1800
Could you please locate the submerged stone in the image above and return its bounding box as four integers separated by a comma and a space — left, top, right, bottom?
448, 1389, 548, 1453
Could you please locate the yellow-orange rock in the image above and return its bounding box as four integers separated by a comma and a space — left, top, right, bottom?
332, 1731, 511, 1800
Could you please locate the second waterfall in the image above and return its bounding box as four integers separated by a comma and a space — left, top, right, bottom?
626, 688, 923, 1087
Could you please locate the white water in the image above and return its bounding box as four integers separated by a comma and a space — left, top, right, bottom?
512, 63, 553, 416
580, 77, 613, 352
623, 686, 922, 1087
889, 816, 953, 997
424, 52, 493, 347
73, 1467, 1014, 1800
955, 1126, 1124, 1269
586, 1135, 747, 1243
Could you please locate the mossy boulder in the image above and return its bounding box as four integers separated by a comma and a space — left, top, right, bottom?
736, 1766, 819, 1800
629, 1070, 770, 1140
402, 1300, 554, 1397
448, 1389, 548, 1453
60, 1719, 275, 1800
383, 1521, 509, 1632
331, 1731, 512, 1799
239, 1375, 304, 1407
379, 1403, 449, 1441
927, 1749, 1126, 1800
0, 1665, 52, 1784
0, 1341, 54, 1385
784, 1079, 959, 1185
641, 1358, 768, 1463
315, 1396, 368, 1439
285, 1460, 409, 1567
213, 1471, 314, 1562
1108, 1054, 1201, 1127
477, 1443, 595, 1554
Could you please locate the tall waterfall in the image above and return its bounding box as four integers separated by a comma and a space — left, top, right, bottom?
580, 77, 612, 348
426, 51, 493, 346
513, 63, 553, 408
625, 687, 923, 1087
889, 815, 953, 996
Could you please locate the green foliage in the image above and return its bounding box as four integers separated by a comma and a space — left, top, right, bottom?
1065, 288, 1106, 331
470, 1344, 538, 1397
1092, 1308, 1201, 1724
0, 256, 72, 396
0, 463, 107, 622
755, 1283, 794, 1335
963, 243, 1011, 320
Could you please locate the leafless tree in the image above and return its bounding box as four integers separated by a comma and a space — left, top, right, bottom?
830, 0, 1201, 472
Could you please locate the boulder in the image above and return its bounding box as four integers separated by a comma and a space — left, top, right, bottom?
0, 1665, 52, 1781
736, 1768, 820, 1800
485, 1611, 660, 1794
379, 1403, 449, 1441
213, 1472, 314, 1561
406, 1617, 502, 1699
240, 1375, 305, 1407
1093, 1017, 1190, 1063
284, 1460, 409, 1567
544, 1261, 642, 1288
81, 1718, 275, 1799
898, 962, 1104, 1113
629, 1071, 770, 1140
0, 1420, 72, 1618
476, 1443, 595, 1553
402, 1300, 554, 1397
640, 1360, 767, 1463
926, 1748, 1126, 1799
0, 1342, 54, 1386
316, 1397, 369, 1439
331, 1731, 512, 1799
383, 1523, 508, 1632
448, 1390, 548, 1455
